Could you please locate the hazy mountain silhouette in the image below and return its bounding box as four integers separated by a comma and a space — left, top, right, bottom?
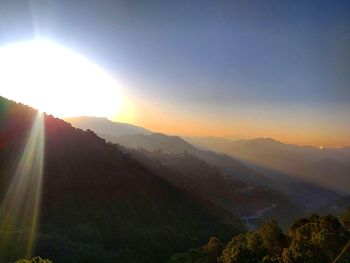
90, 132, 338, 209
115, 133, 196, 153
47, 108, 347, 222
186, 137, 350, 195
65, 116, 152, 137
91, 132, 275, 186
0, 97, 242, 263
63, 118, 307, 226
69, 130, 305, 225
61, 119, 269, 186
186, 137, 350, 164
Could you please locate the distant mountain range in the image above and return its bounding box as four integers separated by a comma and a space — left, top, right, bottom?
186, 136, 350, 165
186, 137, 350, 195
66, 117, 302, 224
66, 117, 347, 213
67, 117, 272, 185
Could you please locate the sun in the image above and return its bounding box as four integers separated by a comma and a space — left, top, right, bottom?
0, 39, 128, 119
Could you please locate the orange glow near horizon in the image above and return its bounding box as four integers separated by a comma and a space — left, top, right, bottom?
134, 120, 349, 148
124, 100, 350, 148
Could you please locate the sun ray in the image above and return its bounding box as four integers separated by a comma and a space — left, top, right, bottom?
0, 111, 45, 260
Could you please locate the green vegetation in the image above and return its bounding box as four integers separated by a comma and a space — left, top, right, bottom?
168, 211, 350, 263
15, 257, 52, 263
340, 208, 350, 230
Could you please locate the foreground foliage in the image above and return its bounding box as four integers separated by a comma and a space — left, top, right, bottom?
168, 211, 350, 263
15, 257, 52, 263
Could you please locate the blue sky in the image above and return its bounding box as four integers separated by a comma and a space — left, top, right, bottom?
0, 0, 349, 145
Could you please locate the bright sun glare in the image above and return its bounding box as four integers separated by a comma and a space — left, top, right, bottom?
0, 39, 126, 119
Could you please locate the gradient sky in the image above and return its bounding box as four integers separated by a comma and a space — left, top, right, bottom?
0, 0, 349, 147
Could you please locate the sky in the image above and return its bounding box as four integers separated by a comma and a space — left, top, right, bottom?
0, 0, 349, 147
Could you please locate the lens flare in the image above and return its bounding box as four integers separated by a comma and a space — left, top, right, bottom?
0, 112, 45, 260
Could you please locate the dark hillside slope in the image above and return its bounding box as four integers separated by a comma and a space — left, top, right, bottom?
102, 133, 273, 186
0, 97, 242, 263
125, 149, 302, 229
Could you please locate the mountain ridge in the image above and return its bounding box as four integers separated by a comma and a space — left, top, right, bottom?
186, 136, 350, 195
65, 116, 153, 137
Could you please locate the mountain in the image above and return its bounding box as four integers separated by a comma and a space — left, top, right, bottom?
114, 133, 196, 153
65, 116, 152, 136
94, 133, 275, 186
63, 111, 346, 219
0, 97, 242, 263
186, 137, 350, 195
64, 118, 270, 189
125, 148, 302, 229
91, 132, 338, 210
66, 119, 297, 194
186, 136, 350, 165
72, 131, 303, 228
185, 136, 241, 153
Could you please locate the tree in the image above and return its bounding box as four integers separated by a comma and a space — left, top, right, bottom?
282, 214, 349, 263
245, 231, 266, 259
203, 237, 223, 263
15, 256, 52, 263
258, 220, 287, 257
169, 212, 350, 263
340, 207, 350, 230
219, 234, 260, 263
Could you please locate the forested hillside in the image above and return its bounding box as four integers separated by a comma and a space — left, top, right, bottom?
123, 148, 302, 229
0, 97, 242, 263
